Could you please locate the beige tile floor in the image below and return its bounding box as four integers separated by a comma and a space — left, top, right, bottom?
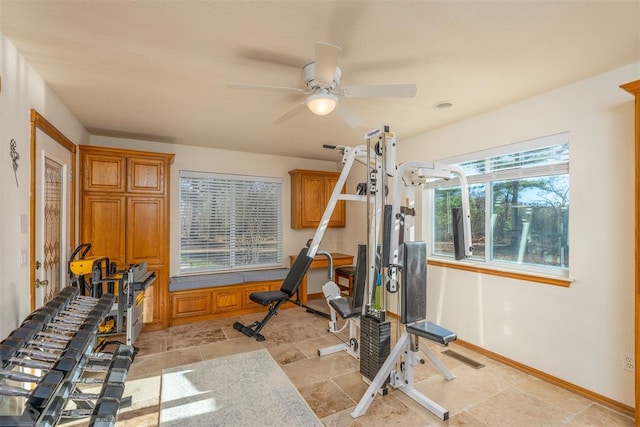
113, 299, 634, 426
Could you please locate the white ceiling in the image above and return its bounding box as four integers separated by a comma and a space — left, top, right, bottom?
1, 1, 639, 161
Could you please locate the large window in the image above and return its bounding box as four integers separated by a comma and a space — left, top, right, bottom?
428, 133, 569, 276
179, 171, 283, 273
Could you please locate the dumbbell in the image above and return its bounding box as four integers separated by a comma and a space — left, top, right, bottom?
24, 370, 64, 411
0, 325, 40, 366
0, 368, 40, 383
88, 398, 120, 426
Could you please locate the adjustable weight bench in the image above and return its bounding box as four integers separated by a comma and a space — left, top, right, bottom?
233, 247, 314, 341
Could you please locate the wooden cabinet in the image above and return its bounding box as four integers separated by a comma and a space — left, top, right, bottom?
289, 169, 345, 229
127, 157, 167, 193
126, 197, 165, 266
82, 152, 127, 192
81, 194, 126, 266
170, 280, 284, 325
80, 146, 174, 330
171, 290, 212, 320
212, 288, 242, 313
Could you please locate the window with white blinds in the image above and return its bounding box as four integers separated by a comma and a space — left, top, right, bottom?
427, 132, 570, 276
179, 171, 283, 273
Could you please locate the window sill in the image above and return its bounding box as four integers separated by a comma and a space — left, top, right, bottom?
427, 258, 573, 287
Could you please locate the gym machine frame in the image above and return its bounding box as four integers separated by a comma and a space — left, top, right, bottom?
315, 126, 473, 421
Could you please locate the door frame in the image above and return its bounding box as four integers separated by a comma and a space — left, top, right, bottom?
29, 109, 77, 310
620, 80, 639, 420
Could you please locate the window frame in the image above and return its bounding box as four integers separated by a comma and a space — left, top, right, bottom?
178, 170, 284, 275
423, 133, 571, 284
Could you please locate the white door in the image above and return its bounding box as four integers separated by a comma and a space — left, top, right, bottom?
31, 113, 74, 309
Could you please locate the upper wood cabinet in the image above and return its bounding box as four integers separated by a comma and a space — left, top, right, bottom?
127, 157, 166, 193
289, 169, 345, 229
80, 145, 174, 330
82, 152, 127, 192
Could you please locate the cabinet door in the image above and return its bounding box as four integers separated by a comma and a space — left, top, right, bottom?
127, 157, 166, 194
126, 197, 165, 265
212, 288, 242, 313
82, 152, 127, 193
325, 175, 346, 227
290, 170, 345, 229
171, 289, 212, 320
81, 195, 126, 266
299, 174, 325, 228
144, 265, 167, 325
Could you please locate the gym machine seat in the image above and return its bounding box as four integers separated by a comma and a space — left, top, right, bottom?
406, 321, 457, 346
233, 247, 314, 341
327, 244, 367, 320
319, 244, 368, 359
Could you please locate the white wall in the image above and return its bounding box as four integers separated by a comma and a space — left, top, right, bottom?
88, 136, 342, 287
397, 62, 639, 406
0, 32, 90, 338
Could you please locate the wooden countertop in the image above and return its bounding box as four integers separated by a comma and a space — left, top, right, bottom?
288, 252, 354, 269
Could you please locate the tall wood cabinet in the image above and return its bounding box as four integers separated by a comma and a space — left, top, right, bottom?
289, 169, 345, 229
79, 146, 174, 330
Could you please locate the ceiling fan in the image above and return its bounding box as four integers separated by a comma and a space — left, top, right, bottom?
228, 41, 417, 128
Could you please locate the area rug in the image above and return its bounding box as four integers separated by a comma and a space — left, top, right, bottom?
159, 349, 322, 426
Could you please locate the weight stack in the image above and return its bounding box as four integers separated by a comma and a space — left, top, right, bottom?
359, 314, 391, 384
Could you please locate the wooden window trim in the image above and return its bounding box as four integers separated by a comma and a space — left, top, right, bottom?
427, 258, 572, 287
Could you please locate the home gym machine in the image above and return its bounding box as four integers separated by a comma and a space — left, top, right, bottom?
0, 286, 134, 426
310, 126, 473, 420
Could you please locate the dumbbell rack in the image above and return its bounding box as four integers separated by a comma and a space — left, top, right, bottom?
97, 263, 155, 346
0, 286, 134, 426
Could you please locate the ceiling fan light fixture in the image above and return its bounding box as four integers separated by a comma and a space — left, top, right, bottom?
306, 93, 338, 116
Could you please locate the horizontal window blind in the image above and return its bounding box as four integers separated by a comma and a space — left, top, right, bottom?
179, 171, 283, 273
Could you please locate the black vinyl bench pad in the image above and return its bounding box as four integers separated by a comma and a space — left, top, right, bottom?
249, 291, 289, 306
406, 321, 457, 346
329, 297, 361, 319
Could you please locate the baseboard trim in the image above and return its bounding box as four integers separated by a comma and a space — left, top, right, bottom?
455, 339, 635, 419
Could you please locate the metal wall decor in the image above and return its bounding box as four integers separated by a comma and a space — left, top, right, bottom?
10, 138, 20, 188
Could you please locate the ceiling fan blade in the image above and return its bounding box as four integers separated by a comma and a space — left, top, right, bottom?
341, 83, 417, 98
228, 83, 308, 95
274, 102, 307, 124
235, 47, 306, 68
314, 42, 342, 86
334, 103, 365, 128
